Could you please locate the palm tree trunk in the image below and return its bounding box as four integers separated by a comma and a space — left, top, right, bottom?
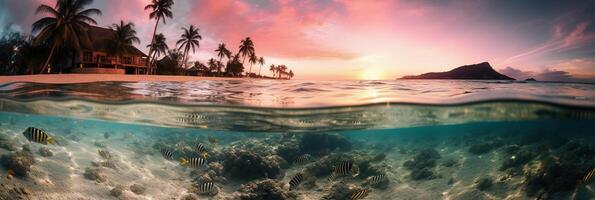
248, 63, 253, 78
218, 57, 223, 76
147, 17, 161, 74
258, 65, 262, 77
40, 44, 57, 74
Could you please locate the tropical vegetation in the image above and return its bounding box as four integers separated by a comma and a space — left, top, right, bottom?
0, 0, 296, 79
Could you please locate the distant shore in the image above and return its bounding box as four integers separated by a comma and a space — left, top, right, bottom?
0, 74, 243, 84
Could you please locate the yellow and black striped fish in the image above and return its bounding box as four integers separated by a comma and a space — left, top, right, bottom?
194, 143, 208, 158
196, 182, 216, 194
179, 157, 207, 168
22, 127, 55, 145
160, 148, 175, 160
289, 173, 304, 190
367, 174, 386, 184
582, 167, 594, 185
350, 189, 370, 200
328, 161, 358, 181
294, 154, 311, 165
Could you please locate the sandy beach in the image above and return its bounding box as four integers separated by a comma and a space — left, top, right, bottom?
0, 74, 241, 84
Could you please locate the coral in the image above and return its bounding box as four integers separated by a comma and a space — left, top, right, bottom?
1, 150, 35, 177
403, 149, 440, 180
222, 149, 283, 180
130, 184, 146, 195
304, 152, 360, 178
321, 182, 362, 200
109, 185, 124, 197
83, 167, 106, 182
410, 168, 434, 180
499, 149, 535, 171
38, 147, 53, 157
475, 177, 493, 191
235, 179, 297, 200
276, 141, 301, 165
299, 133, 352, 155
0, 183, 31, 200
523, 159, 582, 197
442, 159, 458, 167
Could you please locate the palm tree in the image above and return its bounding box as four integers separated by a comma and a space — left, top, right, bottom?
107, 21, 140, 68
145, 0, 174, 74
269, 64, 276, 78
289, 70, 294, 79
146, 33, 168, 65
215, 43, 231, 76
216, 61, 225, 76
277, 65, 287, 79
257, 56, 265, 77
248, 53, 257, 77
177, 25, 201, 69
32, 0, 102, 74
238, 37, 255, 66
207, 58, 218, 75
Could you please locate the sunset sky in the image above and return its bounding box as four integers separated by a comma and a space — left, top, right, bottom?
1, 0, 594, 81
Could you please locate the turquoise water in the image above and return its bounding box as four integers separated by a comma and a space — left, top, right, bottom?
0, 80, 594, 199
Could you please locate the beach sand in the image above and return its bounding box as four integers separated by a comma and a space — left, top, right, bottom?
0, 74, 242, 84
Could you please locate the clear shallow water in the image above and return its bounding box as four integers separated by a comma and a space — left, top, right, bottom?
0, 80, 594, 199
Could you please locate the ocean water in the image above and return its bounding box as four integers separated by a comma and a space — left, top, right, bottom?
0, 80, 594, 200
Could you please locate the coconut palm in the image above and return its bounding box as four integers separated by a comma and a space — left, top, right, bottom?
107, 20, 140, 68
257, 56, 265, 77
238, 37, 255, 66
248, 53, 258, 77
207, 58, 218, 75
32, 0, 102, 74
215, 43, 231, 76
146, 33, 168, 65
145, 0, 174, 74
289, 70, 294, 80
176, 25, 202, 69
277, 65, 287, 79
215, 43, 231, 63
269, 64, 276, 78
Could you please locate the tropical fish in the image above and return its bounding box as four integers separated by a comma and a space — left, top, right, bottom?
196, 182, 216, 194
208, 135, 218, 146
294, 154, 311, 165
350, 189, 370, 200
367, 174, 386, 184
582, 167, 594, 185
98, 150, 112, 160
160, 148, 175, 160
289, 173, 305, 190
179, 157, 207, 168
22, 127, 55, 145
185, 113, 210, 120
6, 169, 14, 179
194, 143, 208, 158
332, 161, 358, 176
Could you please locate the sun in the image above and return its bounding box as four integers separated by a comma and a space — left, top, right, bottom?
360, 68, 383, 80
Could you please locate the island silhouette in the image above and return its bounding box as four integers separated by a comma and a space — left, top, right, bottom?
399, 62, 515, 80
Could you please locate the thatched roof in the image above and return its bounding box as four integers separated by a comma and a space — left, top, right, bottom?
81, 26, 147, 57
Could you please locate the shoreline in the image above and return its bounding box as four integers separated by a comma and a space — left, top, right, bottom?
0, 74, 244, 84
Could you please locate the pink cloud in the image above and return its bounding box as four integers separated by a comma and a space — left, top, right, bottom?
187, 0, 355, 59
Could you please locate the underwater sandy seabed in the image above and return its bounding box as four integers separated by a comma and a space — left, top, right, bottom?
0, 112, 594, 200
